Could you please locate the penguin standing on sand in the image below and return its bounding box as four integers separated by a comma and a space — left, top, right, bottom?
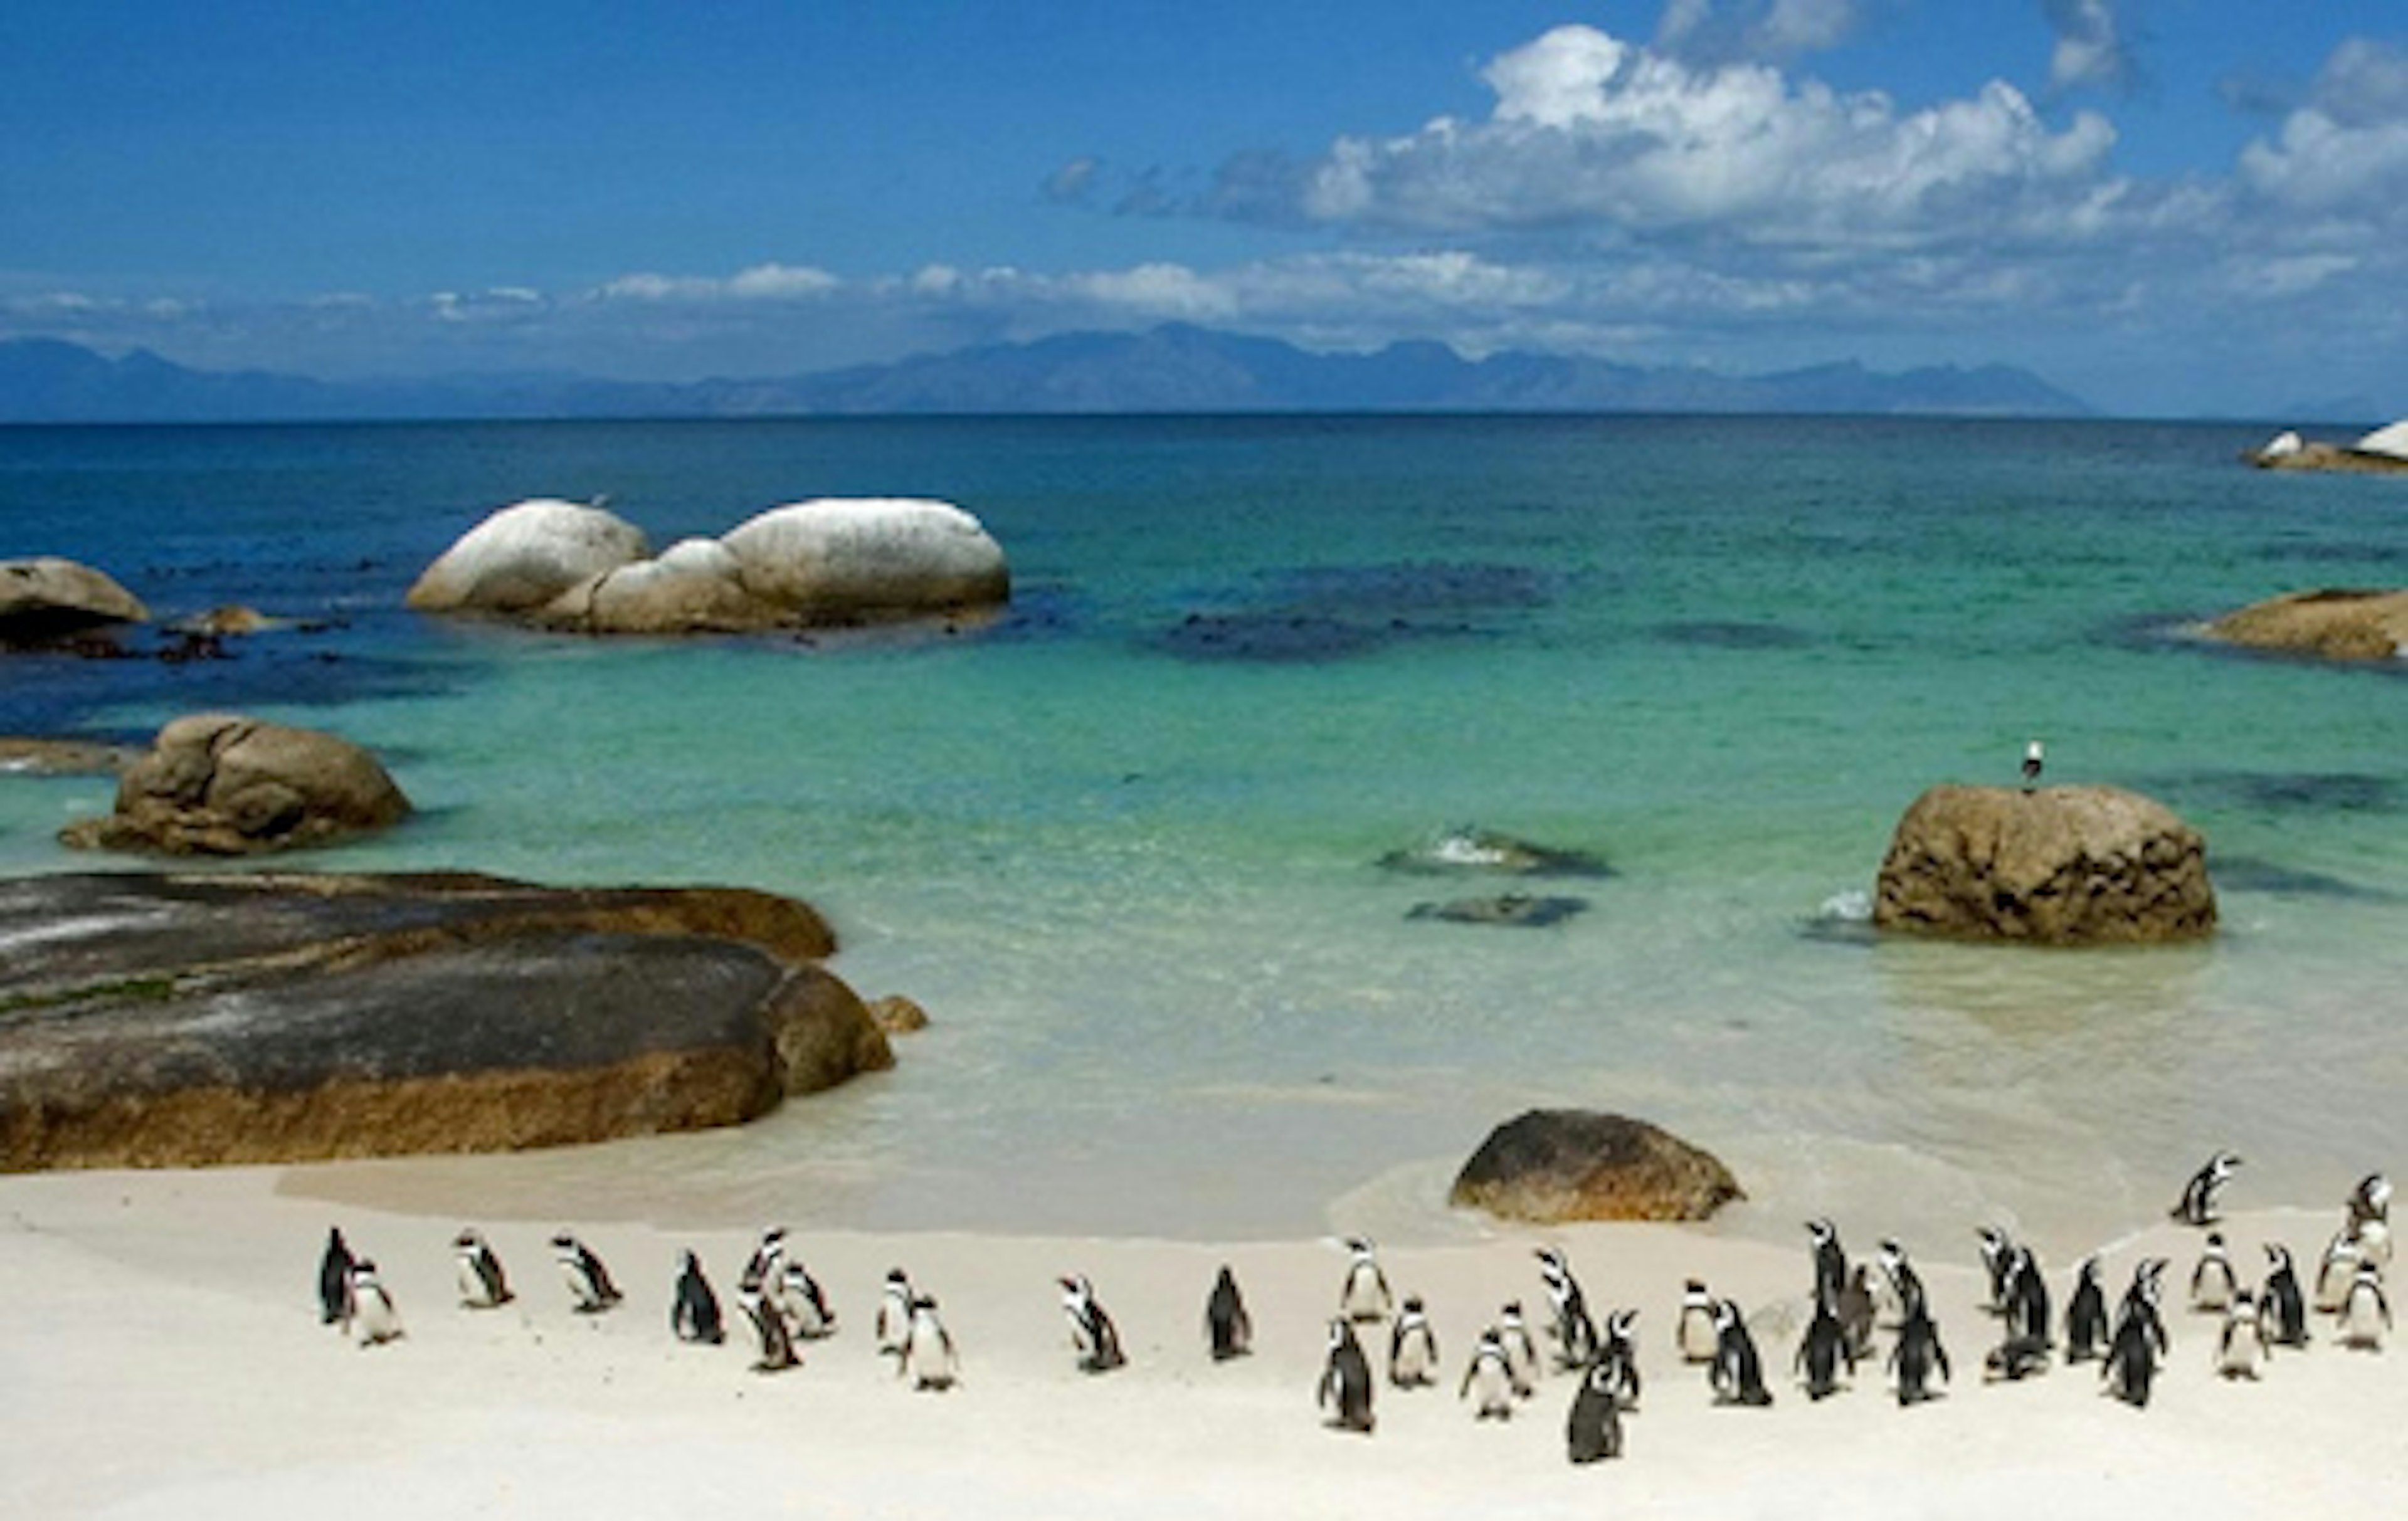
900, 1293, 959, 1390
1975, 1227, 2016, 1315
2216, 1289, 2269, 1379
2348, 1172, 2393, 1270
1595, 1308, 1642, 1409
348, 1258, 403, 1347
1534, 1247, 1600, 1370
1205, 1265, 1252, 1361
1565, 1357, 1625, 1464
1388, 1295, 1440, 1388
318, 1227, 356, 1329
2315, 1231, 2363, 1313
2064, 1254, 2111, 1363
2190, 1232, 2239, 1313
2338, 1261, 2392, 1350
453, 1228, 511, 1309
1877, 1238, 1923, 1327
739, 1288, 800, 1373
1889, 1291, 1951, 1404
1339, 1238, 1393, 1324
2002, 1245, 2051, 1348
876, 1269, 916, 1355
2103, 1259, 2171, 1408
671, 1249, 726, 1345
1676, 1280, 1719, 1364
1460, 1328, 1519, 1421
2261, 1243, 2310, 1347
739, 1226, 786, 1295
2021, 740, 2045, 791
552, 1232, 622, 1314
1709, 1300, 1773, 1407
1497, 1302, 1540, 1396
1796, 1289, 1856, 1401
2172, 1151, 2242, 1226
1806, 1219, 1849, 1309
1838, 1265, 1879, 1360
1318, 1318, 1375, 1433
1059, 1273, 1127, 1374
776, 1256, 837, 1339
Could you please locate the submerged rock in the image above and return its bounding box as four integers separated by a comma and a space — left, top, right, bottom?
1873, 784, 2217, 945
0, 737, 132, 777
1450, 1108, 1743, 1224
1, 557, 149, 645
58, 713, 409, 856
0, 871, 891, 1170
406, 498, 652, 614
1406, 893, 1588, 927
2204, 588, 2408, 661
1377, 826, 1613, 878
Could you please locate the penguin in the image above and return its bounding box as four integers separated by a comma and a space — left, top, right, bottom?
670, 1248, 726, 1345
1534, 1247, 1600, 1370
1059, 1273, 1126, 1374
738, 1226, 787, 1295
2261, 1243, 2310, 1347
551, 1232, 621, 1314
317, 1226, 355, 1329
775, 1256, 836, 1339
1983, 1331, 2051, 1382
2021, 739, 2045, 789
1387, 1295, 1440, 1388
876, 1268, 916, 1355
2172, 1150, 2242, 1226
1889, 1295, 1951, 1405
1497, 1301, 1540, 1396
1460, 1327, 1519, 1420
1876, 1238, 1921, 1327
1595, 1308, 1642, 1410
899, 1293, 959, 1390
2215, 1288, 2269, 1379
1795, 1288, 1856, 1401
2064, 1253, 2110, 1363
1318, 1317, 1375, 1433
1205, 1264, 1252, 1362
1676, 1278, 1719, 1364
2315, 1230, 2362, 1314
2338, 1261, 2392, 1351
1975, 1227, 2015, 1315
1806, 1218, 1848, 1309
348, 1258, 403, 1347
1339, 1237, 1393, 1324
2103, 1260, 2171, 1408
2002, 1245, 2051, 1349
1565, 1357, 1625, 1465
453, 1227, 511, 1309
2348, 1172, 2393, 1270
1838, 1264, 1879, 1361
2189, 1232, 2238, 1313
1709, 1299, 1773, 1407
739, 1287, 800, 1373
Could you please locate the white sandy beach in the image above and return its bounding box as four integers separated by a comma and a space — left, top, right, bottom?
3, 1164, 2399, 1520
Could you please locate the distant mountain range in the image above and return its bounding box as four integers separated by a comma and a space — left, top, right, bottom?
0, 326, 2093, 423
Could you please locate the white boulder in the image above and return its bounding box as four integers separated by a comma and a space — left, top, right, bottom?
2259, 429, 2304, 460
2354, 421, 2408, 461
546, 537, 783, 634
406, 498, 651, 614
721, 498, 1009, 619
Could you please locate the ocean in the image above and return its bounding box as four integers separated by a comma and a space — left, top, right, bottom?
4, 414, 2404, 1256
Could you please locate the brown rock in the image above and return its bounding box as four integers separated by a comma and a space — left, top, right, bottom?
1449, 1108, 1744, 1224
867, 994, 932, 1034
2204, 588, 2408, 661
59, 713, 410, 856
1874, 784, 2217, 945
2250, 441, 2408, 475
1, 557, 148, 644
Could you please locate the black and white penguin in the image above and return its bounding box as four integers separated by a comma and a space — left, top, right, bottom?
1339, 1237, 1393, 1324
775, 1256, 837, 1339
1975, 1227, 2015, 1315
1888, 1296, 1950, 1406
2215, 1289, 2269, 1379
739, 1288, 800, 1373
1708, 1299, 1773, 1408
2002, 1245, 2051, 1348
1805, 1218, 1849, 1309
1460, 1327, 1519, 1420
900, 1293, 959, 1390
348, 1258, 404, 1347
1838, 1264, 1879, 1360
453, 1227, 511, 1309
2172, 1150, 2242, 1226
2103, 1258, 2171, 1408
551, 1231, 622, 1313
876, 1268, 916, 1355
1534, 1247, 1600, 1370
2347, 1172, 2394, 1272
2261, 1243, 2310, 1347
2021, 739, 2045, 791
1497, 1301, 1540, 1396
2338, 1261, 2392, 1351
1983, 1330, 2051, 1382
318, 1226, 355, 1328
2315, 1229, 2363, 1314
1676, 1278, 1719, 1364
1596, 1308, 1642, 1410
1205, 1264, 1252, 1362
1059, 1273, 1126, 1374
1388, 1295, 1440, 1388
671, 1248, 726, 1345
1876, 1238, 1921, 1327
1318, 1317, 1375, 1433
2064, 1253, 2111, 1363
1565, 1357, 1625, 1465
1795, 1288, 1856, 1401
738, 1226, 787, 1294
2189, 1231, 2239, 1313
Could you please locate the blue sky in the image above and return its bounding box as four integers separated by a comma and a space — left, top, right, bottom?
4, 1, 2405, 416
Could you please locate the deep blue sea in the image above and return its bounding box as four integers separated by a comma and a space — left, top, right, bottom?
4, 415, 2404, 1252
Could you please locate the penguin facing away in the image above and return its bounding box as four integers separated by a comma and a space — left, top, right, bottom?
318, 1226, 356, 1328
1838, 1264, 1879, 1360
551, 1232, 622, 1314
2003, 1245, 2052, 1347
1460, 1328, 1519, 1421
1388, 1296, 1440, 1388
2338, 1262, 2392, 1351
1796, 1288, 1856, 1401
900, 1293, 959, 1391
1565, 1358, 1625, 1465
2215, 1289, 2269, 1380
877, 1268, 916, 1355
2172, 1151, 2242, 1226
1709, 1300, 1774, 1408
1806, 1218, 1849, 1309
348, 1258, 403, 1347
671, 1249, 726, 1345
2189, 1233, 2237, 1313
2103, 1260, 2171, 1408
1059, 1273, 1127, 1374
1340, 1238, 1394, 1324
739, 1288, 800, 1373
1318, 1318, 1376, 1433
453, 1227, 511, 1309
2064, 1254, 2111, 1363
1889, 1297, 1951, 1405
2261, 1243, 2310, 1348
1205, 1265, 1252, 1362
1676, 1279, 1719, 1364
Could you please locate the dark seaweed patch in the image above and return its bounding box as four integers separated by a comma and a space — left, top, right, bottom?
2141, 771, 2402, 814
1152, 560, 1547, 664
1653, 619, 1813, 651
1156, 611, 1409, 663
1263, 561, 1554, 617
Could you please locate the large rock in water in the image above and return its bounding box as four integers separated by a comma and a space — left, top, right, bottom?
721, 498, 1011, 621
1874, 784, 2217, 944
58, 713, 410, 856
538, 536, 786, 634
1450, 1109, 1744, 1223
0, 871, 894, 1170
1, 556, 149, 644
2204, 588, 2408, 661
406, 498, 651, 614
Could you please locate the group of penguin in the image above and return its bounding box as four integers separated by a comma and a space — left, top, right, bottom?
315, 1155, 2392, 1466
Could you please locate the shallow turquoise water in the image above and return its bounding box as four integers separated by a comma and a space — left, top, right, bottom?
4, 416, 2405, 1251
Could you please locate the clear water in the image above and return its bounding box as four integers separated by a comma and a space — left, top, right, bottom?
4, 415, 2405, 1255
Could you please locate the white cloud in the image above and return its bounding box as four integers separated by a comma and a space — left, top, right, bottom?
2238, 40, 2408, 214
598, 262, 840, 303
2044, 0, 2140, 95
1657, 0, 1869, 64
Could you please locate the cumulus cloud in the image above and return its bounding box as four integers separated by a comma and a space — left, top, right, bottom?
2044, 0, 2142, 95
2238, 39, 2408, 214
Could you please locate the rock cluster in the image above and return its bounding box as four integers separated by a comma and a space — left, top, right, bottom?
1450, 1108, 1744, 1224
59, 713, 409, 856
0, 556, 148, 644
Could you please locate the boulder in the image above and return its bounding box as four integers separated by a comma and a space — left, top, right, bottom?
1450, 1109, 1744, 1224
1406, 893, 1588, 927
1873, 784, 2217, 945
406, 498, 651, 614
867, 994, 932, 1034
1376, 826, 1613, 878
539, 537, 787, 634
0, 557, 148, 643
2356, 420, 2408, 461
721, 498, 1011, 621
2205, 588, 2408, 661
59, 713, 410, 856
0, 871, 891, 1170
